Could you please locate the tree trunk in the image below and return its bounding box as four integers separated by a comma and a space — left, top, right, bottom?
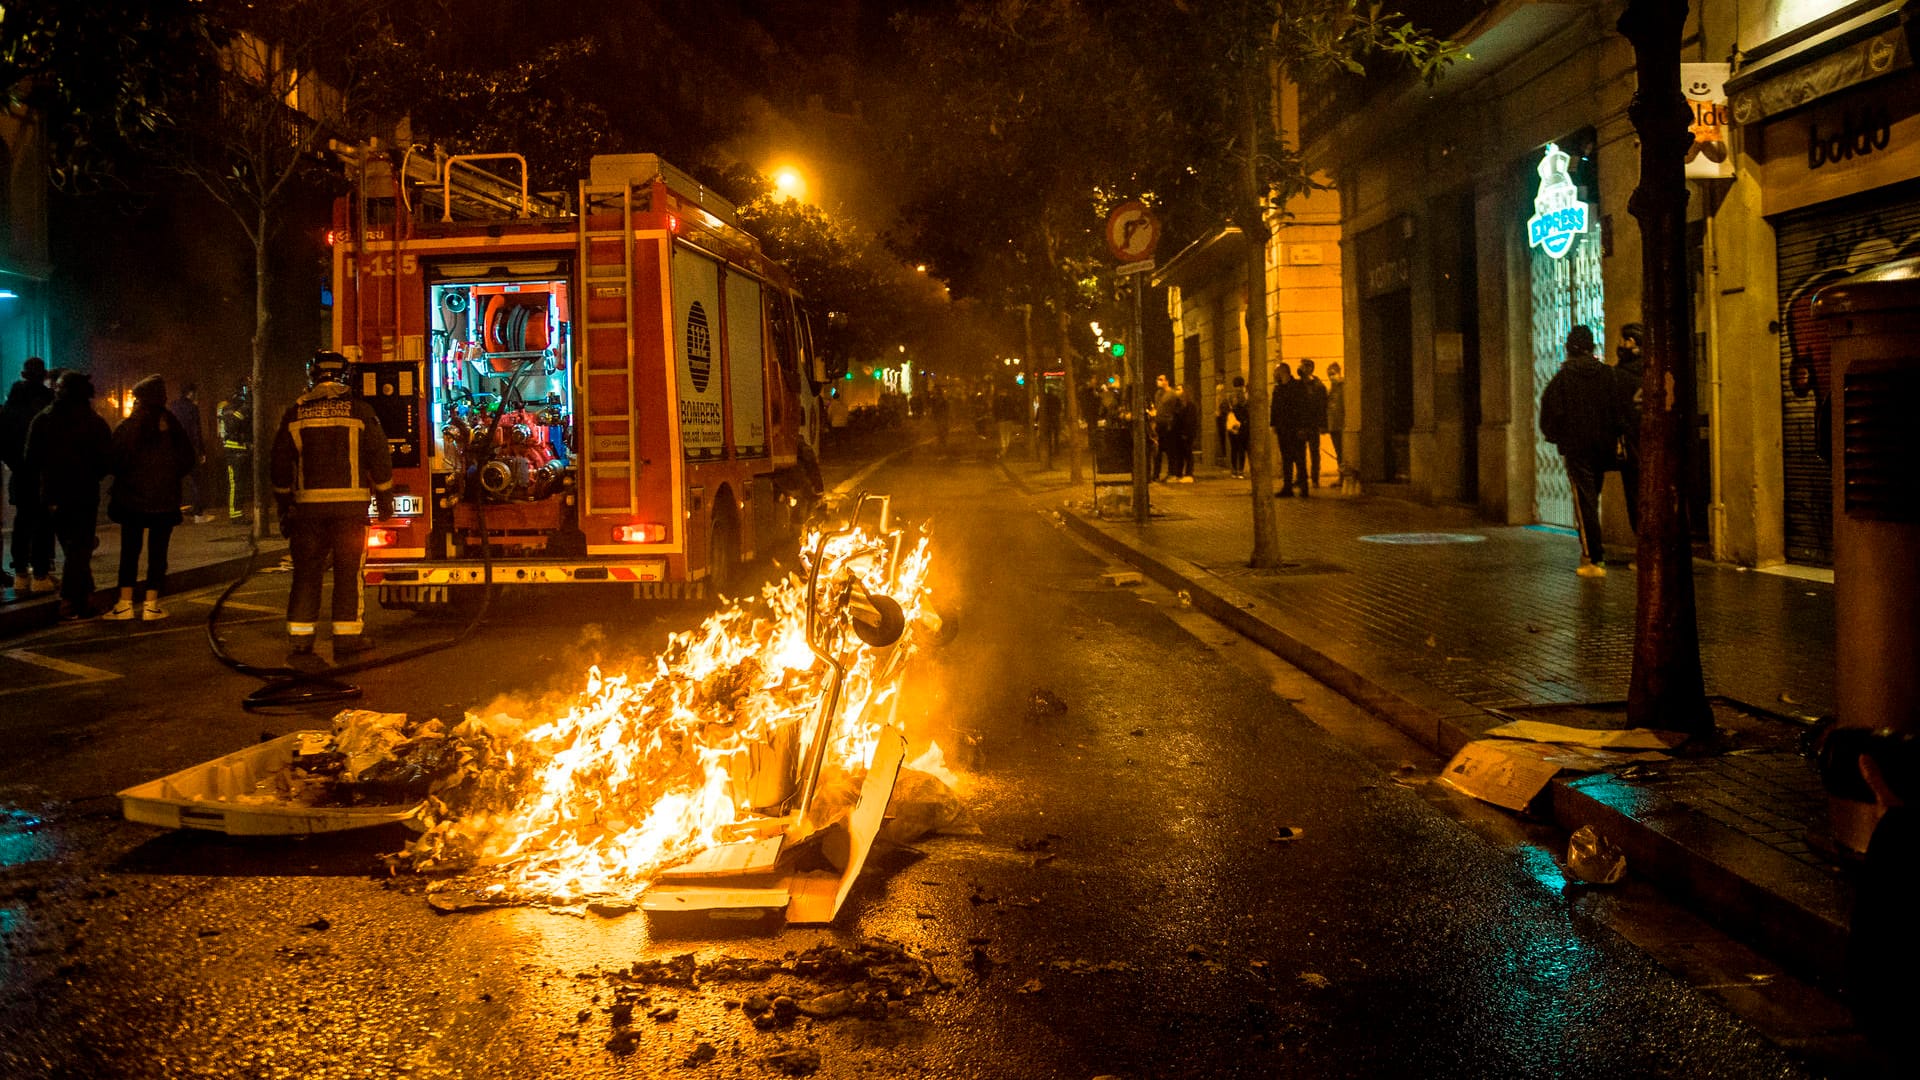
1056, 307, 1083, 484
1620, 0, 1711, 734
1242, 62, 1280, 568
251, 213, 272, 543
1024, 303, 1052, 470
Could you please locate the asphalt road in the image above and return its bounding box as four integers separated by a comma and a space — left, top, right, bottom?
0, 439, 1825, 1078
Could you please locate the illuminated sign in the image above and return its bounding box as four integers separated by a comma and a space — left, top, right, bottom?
1527, 143, 1589, 260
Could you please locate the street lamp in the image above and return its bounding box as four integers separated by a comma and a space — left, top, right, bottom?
772, 166, 807, 202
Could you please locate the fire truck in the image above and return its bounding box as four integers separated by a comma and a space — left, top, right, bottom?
328, 147, 825, 605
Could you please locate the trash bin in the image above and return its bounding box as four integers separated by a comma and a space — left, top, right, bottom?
1812, 256, 1920, 856
1094, 424, 1134, 475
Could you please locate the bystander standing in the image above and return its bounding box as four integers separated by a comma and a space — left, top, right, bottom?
1, 356, 57, 597
25, 372, 113, 620
1539, 325, 1627, 576
104, 376, 196, 621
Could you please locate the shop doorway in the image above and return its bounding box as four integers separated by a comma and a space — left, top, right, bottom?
1526, 137, 1604, 528
1363, 290, 1414, 482
1774, 177, 1920, 566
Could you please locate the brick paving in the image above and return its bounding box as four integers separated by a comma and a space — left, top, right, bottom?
1015, 457, 1842, 876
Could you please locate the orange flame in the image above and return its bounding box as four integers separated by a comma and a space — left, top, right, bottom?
408, 524, 932, 903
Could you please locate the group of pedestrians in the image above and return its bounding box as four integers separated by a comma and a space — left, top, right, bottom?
0, 361, 197, 620
1150, 374, 1200, 482
1, 361, 237, 621
1538, 322, 1646, 576
1270, 358, 1338, 497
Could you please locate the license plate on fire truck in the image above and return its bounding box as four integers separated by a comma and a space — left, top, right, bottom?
372, 495, 424, 516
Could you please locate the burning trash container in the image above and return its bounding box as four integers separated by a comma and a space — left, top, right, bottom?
1812, 257, 1920, 857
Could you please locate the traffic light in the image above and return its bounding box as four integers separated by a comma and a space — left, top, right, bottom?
1110, 342, 1126, 358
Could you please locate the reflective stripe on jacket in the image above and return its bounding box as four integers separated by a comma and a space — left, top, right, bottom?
269, 384, 393, 514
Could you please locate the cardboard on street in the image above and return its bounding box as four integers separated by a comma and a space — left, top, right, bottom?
1484, 719, 1686, 750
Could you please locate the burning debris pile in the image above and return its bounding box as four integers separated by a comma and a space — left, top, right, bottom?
388, 517, 936, 909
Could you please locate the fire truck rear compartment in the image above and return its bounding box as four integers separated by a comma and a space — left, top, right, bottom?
428, 271, 579, 555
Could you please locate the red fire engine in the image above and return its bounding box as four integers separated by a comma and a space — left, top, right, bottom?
329, 148, 825, 604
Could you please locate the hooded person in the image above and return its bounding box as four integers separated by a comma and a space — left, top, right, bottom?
104, 375, 197, 620
24, 371, 113, 619
1, 356, 57, 594
1539, 324, 1629, 575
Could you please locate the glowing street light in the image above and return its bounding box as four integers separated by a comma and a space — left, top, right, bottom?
772, 166, 807, 202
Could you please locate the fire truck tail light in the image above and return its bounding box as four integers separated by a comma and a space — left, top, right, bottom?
367, 527, 399, 549
615, 524, 666, 544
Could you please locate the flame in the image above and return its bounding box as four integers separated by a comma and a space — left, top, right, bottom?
408, 523, 933, 904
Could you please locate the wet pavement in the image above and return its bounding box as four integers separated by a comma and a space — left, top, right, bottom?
1, 516, 279, 636
0, 438, 1866, 1077
1008, 441, 1861, 990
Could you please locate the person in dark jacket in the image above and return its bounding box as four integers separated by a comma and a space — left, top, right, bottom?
104, 375, 196, 620
24, 372, 113, 619
1270, 362, 1309, 497
168, 380, 209, 522
271, 351, 394, 666
1173, 384, 1200, 481
1297, 359, 1330, 489
1609, 322, 1646, 536
2, 356, 57, 595
1539, 325, 1627, 576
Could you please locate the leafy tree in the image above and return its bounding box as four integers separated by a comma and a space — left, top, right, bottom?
888, 0, 1161, 484
163, 0, 400, 537
742, 189, 982, 383
1135, 0, 1461, 567
368, 0, 762, 194
0, 0, 222, 189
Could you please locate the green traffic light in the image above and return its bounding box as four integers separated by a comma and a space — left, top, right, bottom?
1110, 342, 1126, 358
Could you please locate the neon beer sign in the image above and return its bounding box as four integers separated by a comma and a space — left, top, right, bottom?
1527, 143, 1588, 260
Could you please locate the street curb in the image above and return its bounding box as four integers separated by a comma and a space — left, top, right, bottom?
0, 544, 279, 639
1553, 774, 1850, 983
1038, 485, 1854, 985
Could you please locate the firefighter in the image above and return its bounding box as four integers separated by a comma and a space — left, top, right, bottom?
270, 351, 394, 666
216, 380, 253, 524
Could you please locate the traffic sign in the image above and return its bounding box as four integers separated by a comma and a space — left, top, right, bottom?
1116, 258, 1155, 276
1105, 201, 1161, 263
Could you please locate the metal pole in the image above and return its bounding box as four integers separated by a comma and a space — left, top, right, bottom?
1131, 277, 1150, 524
1023, 305, 1040, 464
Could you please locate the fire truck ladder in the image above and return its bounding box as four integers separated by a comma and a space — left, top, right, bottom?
576, 183, 641, 515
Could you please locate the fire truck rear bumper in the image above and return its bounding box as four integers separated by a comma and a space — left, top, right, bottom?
365, 560, 667, 587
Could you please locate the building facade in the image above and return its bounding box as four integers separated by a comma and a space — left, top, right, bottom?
1160, 80, 1346, 469
1294, 0, 1911, 569
1, 107, 51, 388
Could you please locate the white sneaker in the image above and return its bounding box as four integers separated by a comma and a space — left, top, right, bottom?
102, 601, 138, 621
30, 575, 57, 594
1179, 475, 1194, 483
1575, 562, 1607, 578
10, 574, 27, 592
142, 599, 168, 620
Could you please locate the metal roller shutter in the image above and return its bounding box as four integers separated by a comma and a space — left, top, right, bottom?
1773, 177, 1920, 566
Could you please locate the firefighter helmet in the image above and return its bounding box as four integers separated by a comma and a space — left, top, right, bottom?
308, 350, 352, 387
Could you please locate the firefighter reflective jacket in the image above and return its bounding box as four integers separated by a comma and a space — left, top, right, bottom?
218, 395, 251, 450
270, 383, 393, 517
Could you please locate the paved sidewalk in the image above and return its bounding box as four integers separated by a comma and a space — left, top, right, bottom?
1009, 453, 1853, 985
0, 518, 281, 637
